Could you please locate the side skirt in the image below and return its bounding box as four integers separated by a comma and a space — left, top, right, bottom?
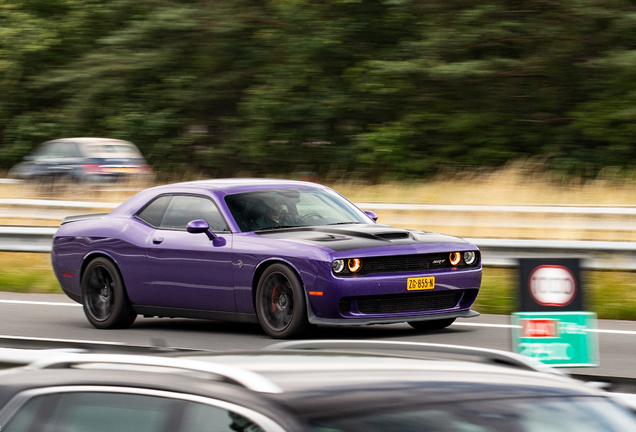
133, 306, 259, 324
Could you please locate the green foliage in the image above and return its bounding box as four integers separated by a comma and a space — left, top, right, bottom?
3, 0, 636, 178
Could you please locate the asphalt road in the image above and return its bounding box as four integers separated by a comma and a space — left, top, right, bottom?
1, 292, 635, 379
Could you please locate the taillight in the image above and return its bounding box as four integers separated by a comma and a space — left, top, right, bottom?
140, 164, 153, 174
82, 164, 105, 174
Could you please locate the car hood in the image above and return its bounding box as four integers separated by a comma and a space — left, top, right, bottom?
255, 224, 470, 252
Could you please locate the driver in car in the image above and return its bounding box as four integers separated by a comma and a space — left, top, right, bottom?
252, 199, 294, 230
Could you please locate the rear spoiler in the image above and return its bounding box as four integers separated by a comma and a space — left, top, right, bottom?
61, 213, 108, 225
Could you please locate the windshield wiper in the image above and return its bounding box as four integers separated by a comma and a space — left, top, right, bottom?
326, 222, 363, 226
253, 225, 303, 232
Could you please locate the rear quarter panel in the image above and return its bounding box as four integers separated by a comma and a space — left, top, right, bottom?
52, 215, 154, 304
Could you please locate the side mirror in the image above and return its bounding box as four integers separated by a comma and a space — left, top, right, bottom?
186, 219, 217, 240
363, 210, 378, 222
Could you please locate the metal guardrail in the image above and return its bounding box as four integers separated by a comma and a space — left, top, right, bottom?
4, 198, 636, 214
0, 227, 58, 252
4, 199, 636, 241
2, 198, 636, 269
2, 224, 636, 270
468, 238, 636, 271
0, 198, 119, 209
358, 202, 636, 216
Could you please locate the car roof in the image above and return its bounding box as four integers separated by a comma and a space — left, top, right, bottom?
117, 178, 326, 204
178, 350, 603, 420
0, 346, 607, 425
108, 178, 335, 218
171, 178, 326, 195
46, 137, 135, 146
182, 350, 597, 394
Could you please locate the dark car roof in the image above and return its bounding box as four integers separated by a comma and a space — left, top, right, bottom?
0, 348, 607, 426
178, 350, 602, 421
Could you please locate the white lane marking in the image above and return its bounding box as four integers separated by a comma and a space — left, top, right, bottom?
587, 328, 636, 336
453, 322, 517, 329
453, 321, 636, 335
0, 299, 81, 307
0, 334, 128, 346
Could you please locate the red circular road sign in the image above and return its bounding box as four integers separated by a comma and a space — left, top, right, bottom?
529, 265, 577, 307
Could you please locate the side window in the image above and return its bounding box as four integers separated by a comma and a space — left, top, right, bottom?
137, 195, 172, 227
31, 143, 55, 160
159, 195, 228, 232
45, 393, 173, 432
57, 142, 82, 158
2, 393, 274, 432
181, 401, 264, 432
45, 143, 64, 159
2, 393, 174, 432
1, 395, 46, 432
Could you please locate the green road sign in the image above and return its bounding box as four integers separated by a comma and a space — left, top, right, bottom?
511, 311, 599, 367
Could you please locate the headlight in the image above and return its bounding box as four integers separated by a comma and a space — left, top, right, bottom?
332, 259, 345, 273
463, 251, 476, 265
449, 252, 461, 266
348, 258, 362, 273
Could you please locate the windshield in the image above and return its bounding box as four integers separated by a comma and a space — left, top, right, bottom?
311, 396, 636, 432
84, 144, 143, 158
225, 188, 371, 232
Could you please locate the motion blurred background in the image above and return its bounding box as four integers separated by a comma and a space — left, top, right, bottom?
2, 0, 636, 317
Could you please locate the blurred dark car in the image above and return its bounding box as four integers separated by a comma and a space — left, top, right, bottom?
0, 340, 635, 432
8, 138, 153, 183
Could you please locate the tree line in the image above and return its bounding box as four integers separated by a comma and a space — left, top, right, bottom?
2, 0, 636, 180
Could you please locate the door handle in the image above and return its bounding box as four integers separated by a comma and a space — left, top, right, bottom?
152, 237, 164, 244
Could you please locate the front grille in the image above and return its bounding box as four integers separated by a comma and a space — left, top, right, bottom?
353, 291, 462, 315
361, 252, 479, 275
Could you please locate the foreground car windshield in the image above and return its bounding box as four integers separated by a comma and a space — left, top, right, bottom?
311, 396, 636, 432
225, 188, 369, 232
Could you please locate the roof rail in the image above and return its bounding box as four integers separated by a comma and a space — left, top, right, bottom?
25, 353, 283, 394
265, 340, 563, 376
0, 348, 84, 366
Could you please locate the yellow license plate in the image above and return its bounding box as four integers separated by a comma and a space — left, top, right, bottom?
407, 276, 435, 291
108, 167, 139, 173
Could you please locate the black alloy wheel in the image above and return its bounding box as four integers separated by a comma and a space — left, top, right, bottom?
81, 257, 136, 329
408, 318, 456, 331
256, 264, 310, 339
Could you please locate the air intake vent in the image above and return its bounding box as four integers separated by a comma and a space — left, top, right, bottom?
354, 291, 462, 315
375, 232, 410, 240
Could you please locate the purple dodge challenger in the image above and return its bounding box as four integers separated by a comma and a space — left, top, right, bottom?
52, 179, 482, 338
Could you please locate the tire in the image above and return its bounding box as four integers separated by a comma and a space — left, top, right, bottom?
408, 318, 456, 331
255, 264, 310, 339
81, 257, 136, 329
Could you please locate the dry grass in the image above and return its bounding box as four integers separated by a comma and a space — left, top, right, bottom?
3, 162, 636, 206
329, 163, 636, 241
333, 168, 636, 206
0, 252, 61, 294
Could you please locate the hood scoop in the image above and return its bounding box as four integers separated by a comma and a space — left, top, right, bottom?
304, 233, 348, 242
375, 232, 411, 241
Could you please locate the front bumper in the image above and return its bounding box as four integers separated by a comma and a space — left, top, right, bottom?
306, 307, 479, 326
305, 263, 482, 321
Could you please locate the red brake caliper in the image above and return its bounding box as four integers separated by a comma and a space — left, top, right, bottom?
271, 284, 279, 313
